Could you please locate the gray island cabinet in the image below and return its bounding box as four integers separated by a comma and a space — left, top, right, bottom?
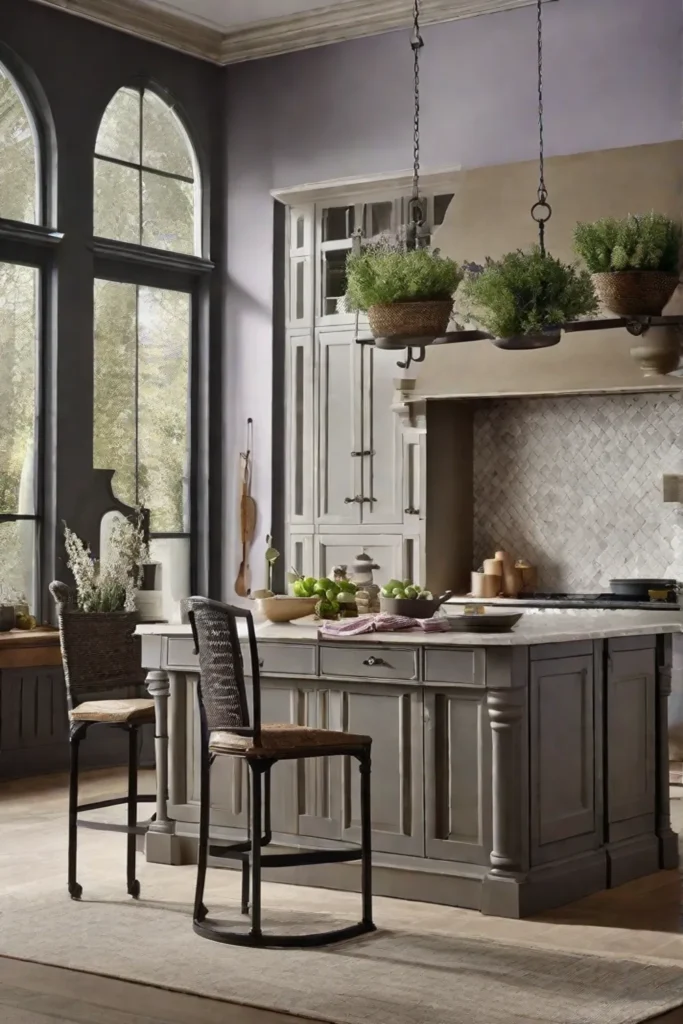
138, 615, 679, 918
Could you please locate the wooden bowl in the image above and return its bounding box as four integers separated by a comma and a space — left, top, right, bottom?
258, 596, 318, 623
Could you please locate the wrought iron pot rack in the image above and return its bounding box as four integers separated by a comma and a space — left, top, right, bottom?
356, 316, 683, 370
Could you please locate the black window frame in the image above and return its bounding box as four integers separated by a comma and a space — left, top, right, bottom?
91, 80, 213, 593
0, 47, 61, 613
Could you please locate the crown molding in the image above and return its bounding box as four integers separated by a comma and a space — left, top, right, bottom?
30, 0, 556, 65
271, 166, 463, 206
220, 0, 556, 65
30, 0, 223, 62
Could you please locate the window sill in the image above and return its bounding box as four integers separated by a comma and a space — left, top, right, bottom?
0, 628, 62, 671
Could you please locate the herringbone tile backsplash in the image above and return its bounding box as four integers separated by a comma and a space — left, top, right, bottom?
473, 392, 683, 592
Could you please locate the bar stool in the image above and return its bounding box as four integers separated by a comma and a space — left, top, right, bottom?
188, 596, 375, 948
50, 581, 156, 901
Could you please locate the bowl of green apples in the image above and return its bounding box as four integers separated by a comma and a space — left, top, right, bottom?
290, 574, 359, 621
379, 579, 452, 619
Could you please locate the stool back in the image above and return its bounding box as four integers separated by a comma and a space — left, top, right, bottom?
187, 597, 258, 743
50, 581, 144, 710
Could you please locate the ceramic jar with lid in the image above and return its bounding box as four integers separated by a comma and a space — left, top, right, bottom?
350, 553, 380, 615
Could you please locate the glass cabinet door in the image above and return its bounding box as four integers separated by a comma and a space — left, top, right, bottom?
317, 202, 362, 323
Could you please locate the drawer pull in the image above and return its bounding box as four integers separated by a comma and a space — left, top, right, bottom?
363, 656, 385, 667
404, 506, 420, 515
351, 450, 374, 457
344, 495, 362, 504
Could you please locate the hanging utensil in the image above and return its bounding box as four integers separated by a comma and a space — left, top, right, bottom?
235, 418, 257, 598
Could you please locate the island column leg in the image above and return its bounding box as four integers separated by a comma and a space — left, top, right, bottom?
481, 685, 529, 918
145, 668, 182, 865
656, 637, 678, 870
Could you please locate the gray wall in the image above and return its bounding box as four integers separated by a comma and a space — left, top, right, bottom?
472, 392, 683, 592
223, 0, 683, 597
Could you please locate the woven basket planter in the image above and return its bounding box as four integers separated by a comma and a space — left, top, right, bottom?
50, 582, 143, 696
367, 299, 453, 340
592, 271, 680, 317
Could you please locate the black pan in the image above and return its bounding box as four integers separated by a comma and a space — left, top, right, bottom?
609, 578, 678, 601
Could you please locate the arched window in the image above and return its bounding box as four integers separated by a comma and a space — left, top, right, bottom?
94, 86, 199, 255
0, 58, 46, 612
0, 61, 39, 224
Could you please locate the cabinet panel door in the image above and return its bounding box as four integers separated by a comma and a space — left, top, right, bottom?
530, 654, 599, 865
287, 257, 313, 328
607, 646, 656, 834
261, 681, 300, 836
315, 534, 403, 589
287, 530, 315, 580
361, 346, 403, 525
286, 333, 314, 525
424, 689, 492, 865
402, 429, 426, 524
340, 682, 424, 856
317, 331, 361, 526
297, 683, 343, 840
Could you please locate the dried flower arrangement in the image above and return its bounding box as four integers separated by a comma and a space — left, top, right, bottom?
63, 509, 149, 613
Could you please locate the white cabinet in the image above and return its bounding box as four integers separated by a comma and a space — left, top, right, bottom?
361, 345, 403, 525
315, 534, 403, 588
317, 330, 361, 526
286, 332, 314, 525
287, 207, 313, 329
317, 329, 403, 529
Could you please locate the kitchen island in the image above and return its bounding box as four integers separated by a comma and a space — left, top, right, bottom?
138, 611, 681, 918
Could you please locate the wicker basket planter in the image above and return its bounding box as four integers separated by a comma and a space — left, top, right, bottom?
592, 271, 680, 317
367, 299, 453, 340
50, 583, 143, 693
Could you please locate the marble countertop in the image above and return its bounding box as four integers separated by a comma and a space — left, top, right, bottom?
137, 608, 682, 647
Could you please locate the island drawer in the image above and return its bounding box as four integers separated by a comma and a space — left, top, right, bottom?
242, 642, 316, 677
319, 645, 419, 682
423, 648, 484, 687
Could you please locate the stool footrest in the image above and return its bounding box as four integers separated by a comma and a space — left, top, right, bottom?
209, 844, 362, 868
77, 794, 155, 813
77, 820, 150, 836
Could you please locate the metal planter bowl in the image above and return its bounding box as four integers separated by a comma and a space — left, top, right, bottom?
379, 591, 452, 620
492, 327, 562, 350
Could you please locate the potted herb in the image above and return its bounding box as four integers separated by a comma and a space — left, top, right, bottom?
345, 238, 462, 343
573, 213, 682, 317
459, 247, 598, 347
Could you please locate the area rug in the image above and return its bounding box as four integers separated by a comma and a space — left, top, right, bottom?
2, 781, 683, 1024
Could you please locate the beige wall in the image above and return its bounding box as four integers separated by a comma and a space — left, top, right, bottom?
414, 141, 683, 399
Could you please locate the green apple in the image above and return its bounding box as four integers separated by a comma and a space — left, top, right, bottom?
292, 580, 307, 597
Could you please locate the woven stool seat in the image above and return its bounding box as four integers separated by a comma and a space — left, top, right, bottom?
70, 698, 156, 725
210, 723, 371, 759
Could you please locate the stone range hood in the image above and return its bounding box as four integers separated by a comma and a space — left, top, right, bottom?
410, 140, 683, 401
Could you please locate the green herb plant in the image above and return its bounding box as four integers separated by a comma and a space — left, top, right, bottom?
573, 213, 682, 274
345, 239, 462, 310
459, 247, 598, 339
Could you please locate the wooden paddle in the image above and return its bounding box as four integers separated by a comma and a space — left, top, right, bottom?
235, 419, 257, 598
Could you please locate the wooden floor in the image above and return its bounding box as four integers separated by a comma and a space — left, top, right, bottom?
1, 773, 682, 1024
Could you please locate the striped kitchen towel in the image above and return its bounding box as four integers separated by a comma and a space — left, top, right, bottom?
319, 613, 450, 637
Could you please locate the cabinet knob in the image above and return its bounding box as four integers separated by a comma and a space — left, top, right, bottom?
363, 656, 385, 667
404, 506, 420, 516
350, 450, 375, 457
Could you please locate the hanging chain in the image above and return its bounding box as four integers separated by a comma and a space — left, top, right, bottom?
407, 0, 425, 250
530, 0, 551, 255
